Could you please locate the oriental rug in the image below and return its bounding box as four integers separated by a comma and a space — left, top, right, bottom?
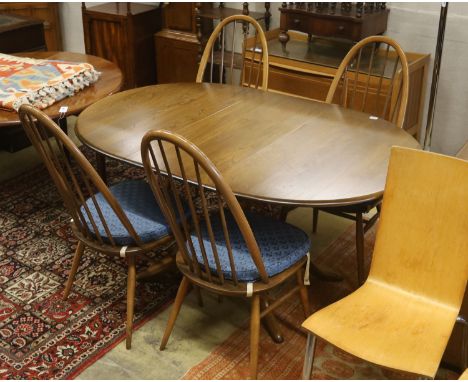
0, 152, 179, 379
183, 224, 458, 380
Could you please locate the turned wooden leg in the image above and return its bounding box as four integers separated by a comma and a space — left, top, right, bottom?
312, 208, 319, 234
160, 276, 190, 350
296, 269, 310, 317
63, 241, 84, 299
250, 294, 261, 380
96, 152, 107, 184
126, 254, 136, 350
302, 333, 317, 379
356, 212, 365, 286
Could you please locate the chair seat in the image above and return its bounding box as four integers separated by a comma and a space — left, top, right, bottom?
81, 180, 172, 246
302, 280, 460, 378
190, 211, 310, 282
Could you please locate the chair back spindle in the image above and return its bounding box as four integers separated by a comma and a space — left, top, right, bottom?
326, 36, 409, 129
19, 104, 143, 247
196, 14, 269, 90
141, 130, 269, 286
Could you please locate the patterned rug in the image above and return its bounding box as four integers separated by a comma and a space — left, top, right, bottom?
0, 152, 180, 379
183, 224, 458, 380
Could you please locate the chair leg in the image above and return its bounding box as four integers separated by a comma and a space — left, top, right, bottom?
355, 212, 365, 286
160, 276, 191, 350
63, 241, 84, 299
302, 333, 317, 379
126, 253, 136, 350
312, 208, 319, 234
296, 269, 310, 317
250, 294, 261, 380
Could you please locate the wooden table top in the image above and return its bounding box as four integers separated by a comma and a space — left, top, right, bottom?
76, 83, 420, 207
0, 51, 123, 127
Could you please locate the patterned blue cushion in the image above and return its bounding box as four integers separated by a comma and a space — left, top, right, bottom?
80, 180, 172, 246
189, 211, 310, 282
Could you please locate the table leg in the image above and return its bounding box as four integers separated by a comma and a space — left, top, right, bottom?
57, 117, 68, 135
261, 297, 284, 343
96, 152, 107, 184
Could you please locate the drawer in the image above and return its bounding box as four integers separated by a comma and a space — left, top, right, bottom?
309, 18, 356, 39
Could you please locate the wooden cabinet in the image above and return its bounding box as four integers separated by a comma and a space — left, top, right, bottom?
0, 14, 45, 53
244, 29, 430, 139
82, 2, 162, 89
278, 3, 389, 43
0, 2, 61, 51
154, 3, 212, 84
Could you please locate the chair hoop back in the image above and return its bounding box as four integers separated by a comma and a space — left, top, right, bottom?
141, 129, 269, 285
370, 147, 468, 309
19, 104, 143, 247
326, 36, 409, 129
196, 14, 269, 90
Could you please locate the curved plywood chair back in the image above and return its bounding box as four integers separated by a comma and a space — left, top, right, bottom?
326, 36, 409, 129
370, 147, 468, 309
196, 14, 269, 90
141, 129, 269, 286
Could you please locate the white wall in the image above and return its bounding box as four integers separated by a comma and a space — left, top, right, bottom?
59, 2, 468, 155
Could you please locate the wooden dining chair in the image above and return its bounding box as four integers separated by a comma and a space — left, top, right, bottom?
141, 130, 310, 379
18, 104, 175, 350
302, 147, 468, 379
312, 36, 410, 286
196, 14, 269, 90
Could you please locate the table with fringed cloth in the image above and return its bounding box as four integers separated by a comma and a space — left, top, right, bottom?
0, 53, 100, 112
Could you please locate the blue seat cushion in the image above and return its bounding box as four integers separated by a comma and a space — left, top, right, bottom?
80, 180, 173, 246
189, 211, 310, 282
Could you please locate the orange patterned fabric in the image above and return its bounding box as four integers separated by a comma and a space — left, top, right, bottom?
0, 53, 100, 111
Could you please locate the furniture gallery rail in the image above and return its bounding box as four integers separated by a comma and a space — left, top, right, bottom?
244, 29, 430, 138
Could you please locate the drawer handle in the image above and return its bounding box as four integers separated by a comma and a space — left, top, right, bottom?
337, 25, 345, 32
293, 18, 301, 25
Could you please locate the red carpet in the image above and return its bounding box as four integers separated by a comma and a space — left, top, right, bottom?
0, 152, 179, 379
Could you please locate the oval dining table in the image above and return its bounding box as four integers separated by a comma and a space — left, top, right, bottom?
76, 82, 419, 207
76, 82, 419, 343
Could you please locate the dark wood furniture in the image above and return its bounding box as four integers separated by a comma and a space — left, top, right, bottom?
154, 2, 271, 84
0, 13, 45, 53
0, 51, 122, 153
278, 2, 389, 46
302, 147, 468, 379
82, 2, 162, 89
0, 2, 62, 50
141, 130, 310, 379
197, 15, 269, 90
76, 83, 419, 208
154, 3, 212, 84
76, 82, 419, 348
19, 105, 175, 350
245, 29, 430, 139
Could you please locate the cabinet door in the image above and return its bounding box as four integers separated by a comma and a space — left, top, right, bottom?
0, 2, 62, 50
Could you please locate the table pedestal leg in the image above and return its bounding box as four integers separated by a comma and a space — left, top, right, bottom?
96, 152, 107, 184
261, 298, 284, 343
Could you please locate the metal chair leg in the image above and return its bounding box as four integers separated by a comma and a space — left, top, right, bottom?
302, 333, 317, 379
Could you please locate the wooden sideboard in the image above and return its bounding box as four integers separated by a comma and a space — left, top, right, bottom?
82, 2, 162, 89
244, 29, 430, 139
0, 2, 61, 51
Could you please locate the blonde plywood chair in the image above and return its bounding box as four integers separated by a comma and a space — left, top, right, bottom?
19, 105, 175, 349
196, 14, 269, 90
302, 147, 468, 379
312, 36, 411, 286
141, 130, 310, 379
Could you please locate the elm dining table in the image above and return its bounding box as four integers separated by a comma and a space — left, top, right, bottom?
76, 82, 419, 341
